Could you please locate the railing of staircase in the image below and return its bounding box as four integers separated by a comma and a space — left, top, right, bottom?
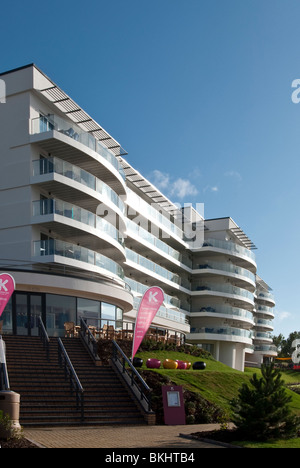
0, 336, 10, 391
57, 338, 84, 422
79, 317, 99, 362
38, 317, 50, 361
111, 340, 153, 413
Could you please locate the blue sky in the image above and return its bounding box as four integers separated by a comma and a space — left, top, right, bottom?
1, 0, 300, 337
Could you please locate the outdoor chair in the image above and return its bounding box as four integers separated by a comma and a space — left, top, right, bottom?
107, 325, 115, 340
64, 321, 76, 337
102, 323, 108, 339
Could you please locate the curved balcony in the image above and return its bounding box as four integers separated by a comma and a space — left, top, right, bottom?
191, 305, 254, 326
199, 238, 257, 269
32, 198, 125, 260
126, 277, 190, 313
191, 282, 254, 306
193, 260, 255, 289
187, 326, 253, 345
33, 239, 125, 282
253, 331, 273, 342
254, 318, 273, 331
254, 345, 277, 356
31, 115, 126, 194
126, 219, 192, 271
126, 188, 186, 247
125, 248, 191, 292
255, 305, 275, 319
255, 290, 276, 307
132, 296, 189, 328
32, 157, 126, 224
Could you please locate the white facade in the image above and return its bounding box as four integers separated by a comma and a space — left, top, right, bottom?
0, 64, 276, 370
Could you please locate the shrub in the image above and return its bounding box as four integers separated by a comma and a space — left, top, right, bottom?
0, 411, 23, 441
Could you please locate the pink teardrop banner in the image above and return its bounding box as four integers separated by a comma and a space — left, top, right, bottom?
132, 286, 164, 359
0, 273, 15, 318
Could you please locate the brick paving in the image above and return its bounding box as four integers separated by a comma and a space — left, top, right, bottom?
24, 423, 226, 449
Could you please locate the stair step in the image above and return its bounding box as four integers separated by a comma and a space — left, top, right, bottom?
3, 335, 146, 427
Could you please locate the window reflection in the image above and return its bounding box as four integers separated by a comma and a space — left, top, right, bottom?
46, 294, 76, 337
1, 292, 124, 338
77, 298, 100, 328
16, 294, 28, 336
101, 302, 116, 327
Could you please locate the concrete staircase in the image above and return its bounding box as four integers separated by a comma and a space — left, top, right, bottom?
3, 335, 146, 427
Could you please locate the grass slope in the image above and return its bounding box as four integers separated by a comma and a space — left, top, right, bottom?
136, 350, 300, 416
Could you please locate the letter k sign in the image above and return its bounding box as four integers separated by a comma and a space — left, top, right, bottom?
149, 291, 158, 303
0, 279, 8, 292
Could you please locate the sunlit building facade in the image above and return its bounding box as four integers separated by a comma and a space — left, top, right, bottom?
0, 64, 276, 371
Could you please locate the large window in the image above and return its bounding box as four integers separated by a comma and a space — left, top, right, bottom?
1, 292, 123, 337
77, 298, 100, 328
101, 302, 117, 327
16, 294, 28, 336
46, 294, 76, 337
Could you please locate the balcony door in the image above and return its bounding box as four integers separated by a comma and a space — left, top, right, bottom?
15, 293, 44, 336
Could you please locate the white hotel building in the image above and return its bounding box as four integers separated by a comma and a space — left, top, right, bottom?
0, 64, 276, 371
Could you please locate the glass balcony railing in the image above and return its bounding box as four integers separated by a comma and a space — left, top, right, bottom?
132, 297, 189, 325
31, 115, 126, 181
254, 331, 273, 340
255, 305, 274, 315
126, 188, 184, 240
33, 239, 125, 279
189, 326, 253, 339
191, 282, 254, 301
195, 260, 255, 283
126, 277, 190, 312
126, 219, 192, 268
194, 305, 253, 321
32, 157, 125, 214
254, 345, 277, 353
255, 318, 273, 328
125, 248, 191, 290
32, 198, 125, 248
256, 290, 275, 302
201, 238, 256, 263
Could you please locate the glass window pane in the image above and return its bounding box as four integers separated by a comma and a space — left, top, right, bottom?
30, 295, 42, 337
16, 294, 28, 336
77, 298, 100, 328
46, 294, 76, 337
101, 303, 116, 327
116, 307, 123, 330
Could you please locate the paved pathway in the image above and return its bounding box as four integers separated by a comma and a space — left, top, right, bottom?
24, 423, 226, 449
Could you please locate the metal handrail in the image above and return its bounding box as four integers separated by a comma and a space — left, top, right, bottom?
38, 317, 50, 361
111, 340, 152, 413
79, 318, 99, 361
57, 338, 84, 421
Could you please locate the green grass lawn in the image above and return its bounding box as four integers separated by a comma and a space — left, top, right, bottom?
136, 350, 266, 414
135, 349, 300, 447
233, 438, 300, 448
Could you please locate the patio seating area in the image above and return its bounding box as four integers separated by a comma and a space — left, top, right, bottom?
64, 319, 185, 346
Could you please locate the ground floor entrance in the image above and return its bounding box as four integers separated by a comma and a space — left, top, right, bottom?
1, 292, 186, 347
0, 291, 123, 338
14, 293, 44, 336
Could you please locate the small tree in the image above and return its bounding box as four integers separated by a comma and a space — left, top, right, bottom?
231, 363, 300, 441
